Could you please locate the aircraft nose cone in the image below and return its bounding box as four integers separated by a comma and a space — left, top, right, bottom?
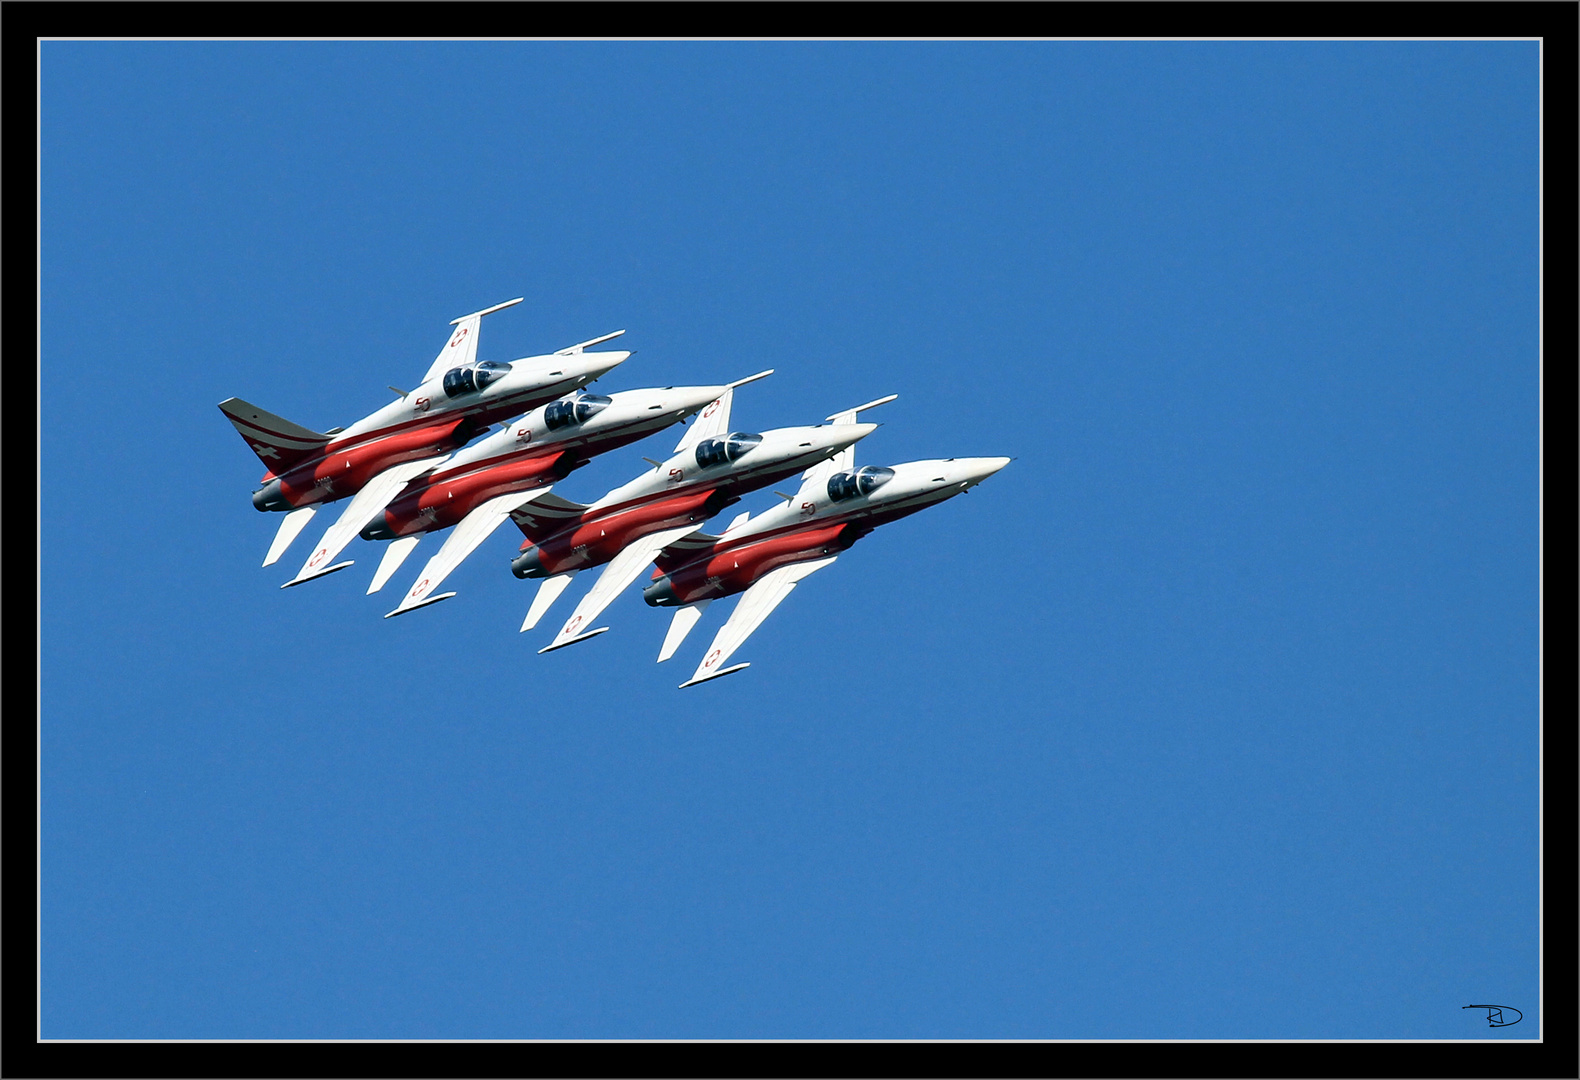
825, 421, 878, 450
582, 350, 632, 381
961, 456, 1012, 485
678, 385, 728, 412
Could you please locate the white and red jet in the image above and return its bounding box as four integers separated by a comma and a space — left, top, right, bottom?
217, 298, 630, 583
362, 372, 775, 618
641, 451, 1011, 687
518, 394, 897, 653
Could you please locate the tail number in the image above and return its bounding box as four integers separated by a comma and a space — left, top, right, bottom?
414, 396, 432, 413
799, 501, 815, 517
668, 468, 684, 483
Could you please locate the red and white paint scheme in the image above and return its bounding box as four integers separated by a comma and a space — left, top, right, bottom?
362, 373, 773, 618
216, 297, 632, 586
641, 454, 1011, 687
519, 394, 897, 655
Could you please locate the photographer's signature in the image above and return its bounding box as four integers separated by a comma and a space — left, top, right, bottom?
1463, 1005, 1522, 1027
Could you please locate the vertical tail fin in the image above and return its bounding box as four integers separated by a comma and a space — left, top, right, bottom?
219, 397, 332, 472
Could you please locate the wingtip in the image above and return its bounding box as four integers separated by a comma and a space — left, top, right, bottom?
382, 591, 457, 618
536, 626, 612, 654
678, 662, 751, 689
279, 560, 354, 588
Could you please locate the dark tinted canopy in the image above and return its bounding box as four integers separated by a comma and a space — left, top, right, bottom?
695, 431, 762, 469
545, 391, 613, 431
827, 465, 895, 502
442, 360, 512, 398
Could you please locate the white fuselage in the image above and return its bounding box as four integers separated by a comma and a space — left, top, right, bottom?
329, 349, 631, 447
588, 422, 880, 516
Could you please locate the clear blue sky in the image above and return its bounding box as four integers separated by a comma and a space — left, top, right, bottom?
41, 41, 1540, 1039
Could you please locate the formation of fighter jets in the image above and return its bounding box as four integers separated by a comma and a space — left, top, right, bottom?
221, 298, 1010, 687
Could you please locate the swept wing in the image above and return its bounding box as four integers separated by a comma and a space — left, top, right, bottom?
385, 488, 555, 617
678, 555, 839, 688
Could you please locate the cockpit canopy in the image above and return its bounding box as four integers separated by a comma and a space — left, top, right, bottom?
827, 465, 895, 502
695, 432, 763, 469
544, 391, 613, 431
442, 360, 512, 398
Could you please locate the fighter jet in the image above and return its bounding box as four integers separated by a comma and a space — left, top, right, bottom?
217, 298, 630, 583
363, 372, 775, 618
643, 452, 1011, 687
521, 394, 896, 653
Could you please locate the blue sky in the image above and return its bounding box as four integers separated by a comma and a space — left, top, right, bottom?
40, 41, 1540, 1039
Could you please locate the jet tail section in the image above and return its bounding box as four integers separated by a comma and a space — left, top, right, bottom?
219, 397, 332, 472
652, 530, 721, 573
509, 492, 589, 541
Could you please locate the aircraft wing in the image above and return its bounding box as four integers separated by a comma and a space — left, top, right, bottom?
282, 456, 448, 587
801, 394, 898, 486
385, 488, 553, 617
539, 524, 702, 652
420, 297, 523, 384
679, 555, 838, 687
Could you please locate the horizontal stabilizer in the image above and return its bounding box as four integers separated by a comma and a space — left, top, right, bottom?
219, 397, 332, 472
679, 663, 751, 689
537, 626, 611, 654
280, 560, 353, 587
383, 591, 456, 617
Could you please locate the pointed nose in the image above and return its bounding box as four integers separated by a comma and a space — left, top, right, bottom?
675, 384, 729, 414
824, 421, 878, 451
960, 456, 1012, 485
578, 349, 631, 382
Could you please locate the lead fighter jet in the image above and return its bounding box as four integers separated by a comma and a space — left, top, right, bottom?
642, 450, 1011, 687
514, 394, 897, 651
217, 297, 630, 583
